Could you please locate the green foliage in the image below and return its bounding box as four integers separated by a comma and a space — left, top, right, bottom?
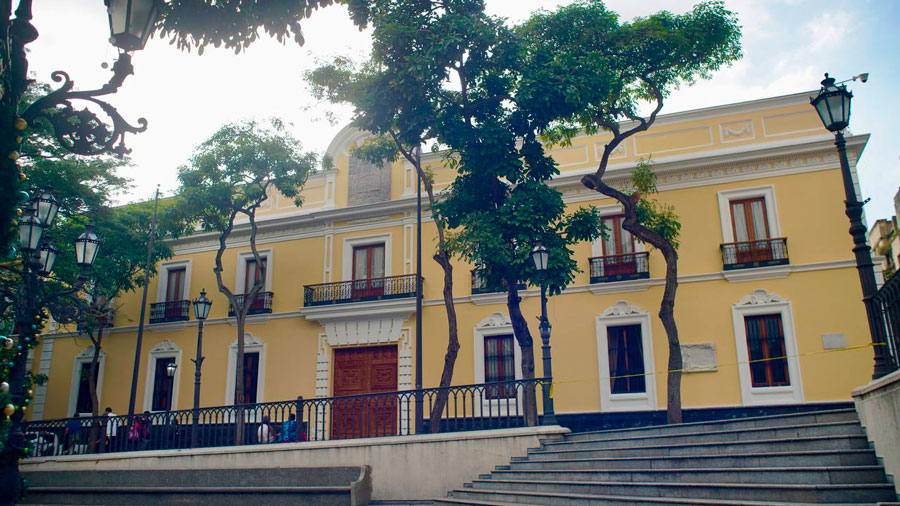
176, 119, 317, 233
518, 0, 742, 145
629, 161, 681, 248
349, 136, 400, 166
157, 0, 338, 54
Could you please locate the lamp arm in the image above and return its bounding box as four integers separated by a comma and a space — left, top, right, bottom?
37, 273, 89, 310
21, 52, 147, 158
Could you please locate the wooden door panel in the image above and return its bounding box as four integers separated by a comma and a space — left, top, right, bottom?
332, 345, 398, 439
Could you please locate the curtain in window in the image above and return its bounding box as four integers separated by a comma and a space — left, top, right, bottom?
608, 325, 645, 394
165, 268, 184, 302
731, 202, 749, 242
745, 314, 790, 387
749, 200, 768, 240
244, 259, 267, 294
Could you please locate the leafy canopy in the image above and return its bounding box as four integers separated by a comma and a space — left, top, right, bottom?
176, 119, 317, 232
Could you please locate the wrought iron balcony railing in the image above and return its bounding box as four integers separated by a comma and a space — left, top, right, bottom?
872, 272, 900, 373
303, 274, 418, 307
721, 237, 789, 271
471, 269, 525, 295
228, 291, 274, 316
589, 252, 650, 284
149, 300, 190, 324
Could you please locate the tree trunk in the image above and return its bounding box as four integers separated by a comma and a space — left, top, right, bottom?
506, 280, 538, 426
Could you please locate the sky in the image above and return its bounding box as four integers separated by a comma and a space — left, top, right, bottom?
24, 0, 900, 225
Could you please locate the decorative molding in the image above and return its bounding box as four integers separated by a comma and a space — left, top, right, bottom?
149, 339, 180, 352
477, 312, 512, 328
225, 333, 266, 405
148, 321, 188, 332
471, 292, 511, 306
736, 289, 786, 306
724, 265, 791, 283
601, 301, 647, 318
589, 278, 654, 295
143, 339, 182, 413
300, 298, 415, 324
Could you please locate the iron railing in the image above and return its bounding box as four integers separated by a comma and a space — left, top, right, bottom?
148, 300, 190, 324
589, 252, 650, 283
228, 291, 274, 316
23, 378, 550, 457
872, 273, 900, 372
721, 237, 789, 270
471, 270, 525, 295
303, 274, 418, 306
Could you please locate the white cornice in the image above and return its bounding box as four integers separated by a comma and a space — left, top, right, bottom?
299, 298, 417, 323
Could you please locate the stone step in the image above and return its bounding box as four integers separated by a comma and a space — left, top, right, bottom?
543, 421, 864, 450
462, 479, 898, 504
507, 449, 879, 470
526, 434, 870, 460
482, 466, 887, 485
22, 486, 353, 506
440, 489, 881, 506
564, 408, 859, 442
22, 467, 364, 488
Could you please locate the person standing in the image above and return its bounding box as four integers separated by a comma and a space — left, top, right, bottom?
103, 407, 118, 452
64, 413, 82, 454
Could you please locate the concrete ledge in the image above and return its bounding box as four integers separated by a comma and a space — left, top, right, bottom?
22, 426, 568, 501
853, 369, 900, 495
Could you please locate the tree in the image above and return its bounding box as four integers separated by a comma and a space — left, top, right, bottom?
518, 0, 742, 422
306, 53, 465, 431
176, 119, 316, 442
329, 0, 601, 426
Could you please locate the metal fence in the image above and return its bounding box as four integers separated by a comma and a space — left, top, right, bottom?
227, 291, 274, 316
589, 252, 650, 283
148, 300, 190, 324
873, 273, 900, 372
24, 378, 550, 457
720, 237, 789, 270
303, 275, 419, 306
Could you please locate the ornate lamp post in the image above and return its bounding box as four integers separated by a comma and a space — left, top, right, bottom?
190, 289, 211, 448
530, 241, 557, 425
0, 190, 99, 503
810, 73, 893, 379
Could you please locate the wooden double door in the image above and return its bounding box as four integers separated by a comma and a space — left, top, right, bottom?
332, 345, 398, 439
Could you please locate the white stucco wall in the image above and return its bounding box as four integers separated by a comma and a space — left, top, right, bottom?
21, 425, 568, 501
853, 369, 900, 494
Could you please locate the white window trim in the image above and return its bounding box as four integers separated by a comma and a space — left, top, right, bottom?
596, 301, 657, 412
68, 346, 105, 417
473, 313, 523, 416
141, 339, 183, 413
225, 334, 266, 405
731, 290, 804, 406
235, 249, 273, 294
341, 233, 393, 281
590, 204, 645, 258
155, 260, 192, 303
717, 185, 781, 243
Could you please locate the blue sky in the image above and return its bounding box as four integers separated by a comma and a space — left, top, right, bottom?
27, 1, 900, 224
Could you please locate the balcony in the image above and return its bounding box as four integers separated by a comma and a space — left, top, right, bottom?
589, 252, 650, 284
228, 291, 274, 316
303, 275, 418, 307
721, 237, 789, 271
471, 269, 525, 295
149, 300, 190, 324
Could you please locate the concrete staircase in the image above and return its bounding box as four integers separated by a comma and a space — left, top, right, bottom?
436, 408, 899, 505
21, 466, 372, 505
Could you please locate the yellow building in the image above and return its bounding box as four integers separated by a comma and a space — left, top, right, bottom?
28, 91, 877, 427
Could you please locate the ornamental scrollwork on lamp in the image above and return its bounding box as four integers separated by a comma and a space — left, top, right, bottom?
21, 53, 147, 158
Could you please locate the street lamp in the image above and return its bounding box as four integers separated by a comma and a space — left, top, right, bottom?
190, 289, 211, 448
810, 72, 893, 379
106, 0, 162, 52
0, 190, 98, 503
531, 241, 557, 425
166, 361, 177, 378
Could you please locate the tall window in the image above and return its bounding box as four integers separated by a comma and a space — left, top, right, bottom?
244, 257, 267, 294
601, 215, 635, 256
484, 334, 515, 399
730, 198, 769, 242
75, 362, 99, 414
744, 314, 790, 387
607, 324, 646, 394
352, 244, 385, 299
165, 267, 185, 301
352, 244, 385, 280
239, 352, 260, 404
151, 357, 175, 411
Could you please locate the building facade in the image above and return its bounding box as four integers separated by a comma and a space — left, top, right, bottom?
29, 91, 877, 424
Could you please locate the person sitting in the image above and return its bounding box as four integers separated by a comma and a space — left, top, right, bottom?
256, 415, 277, 444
